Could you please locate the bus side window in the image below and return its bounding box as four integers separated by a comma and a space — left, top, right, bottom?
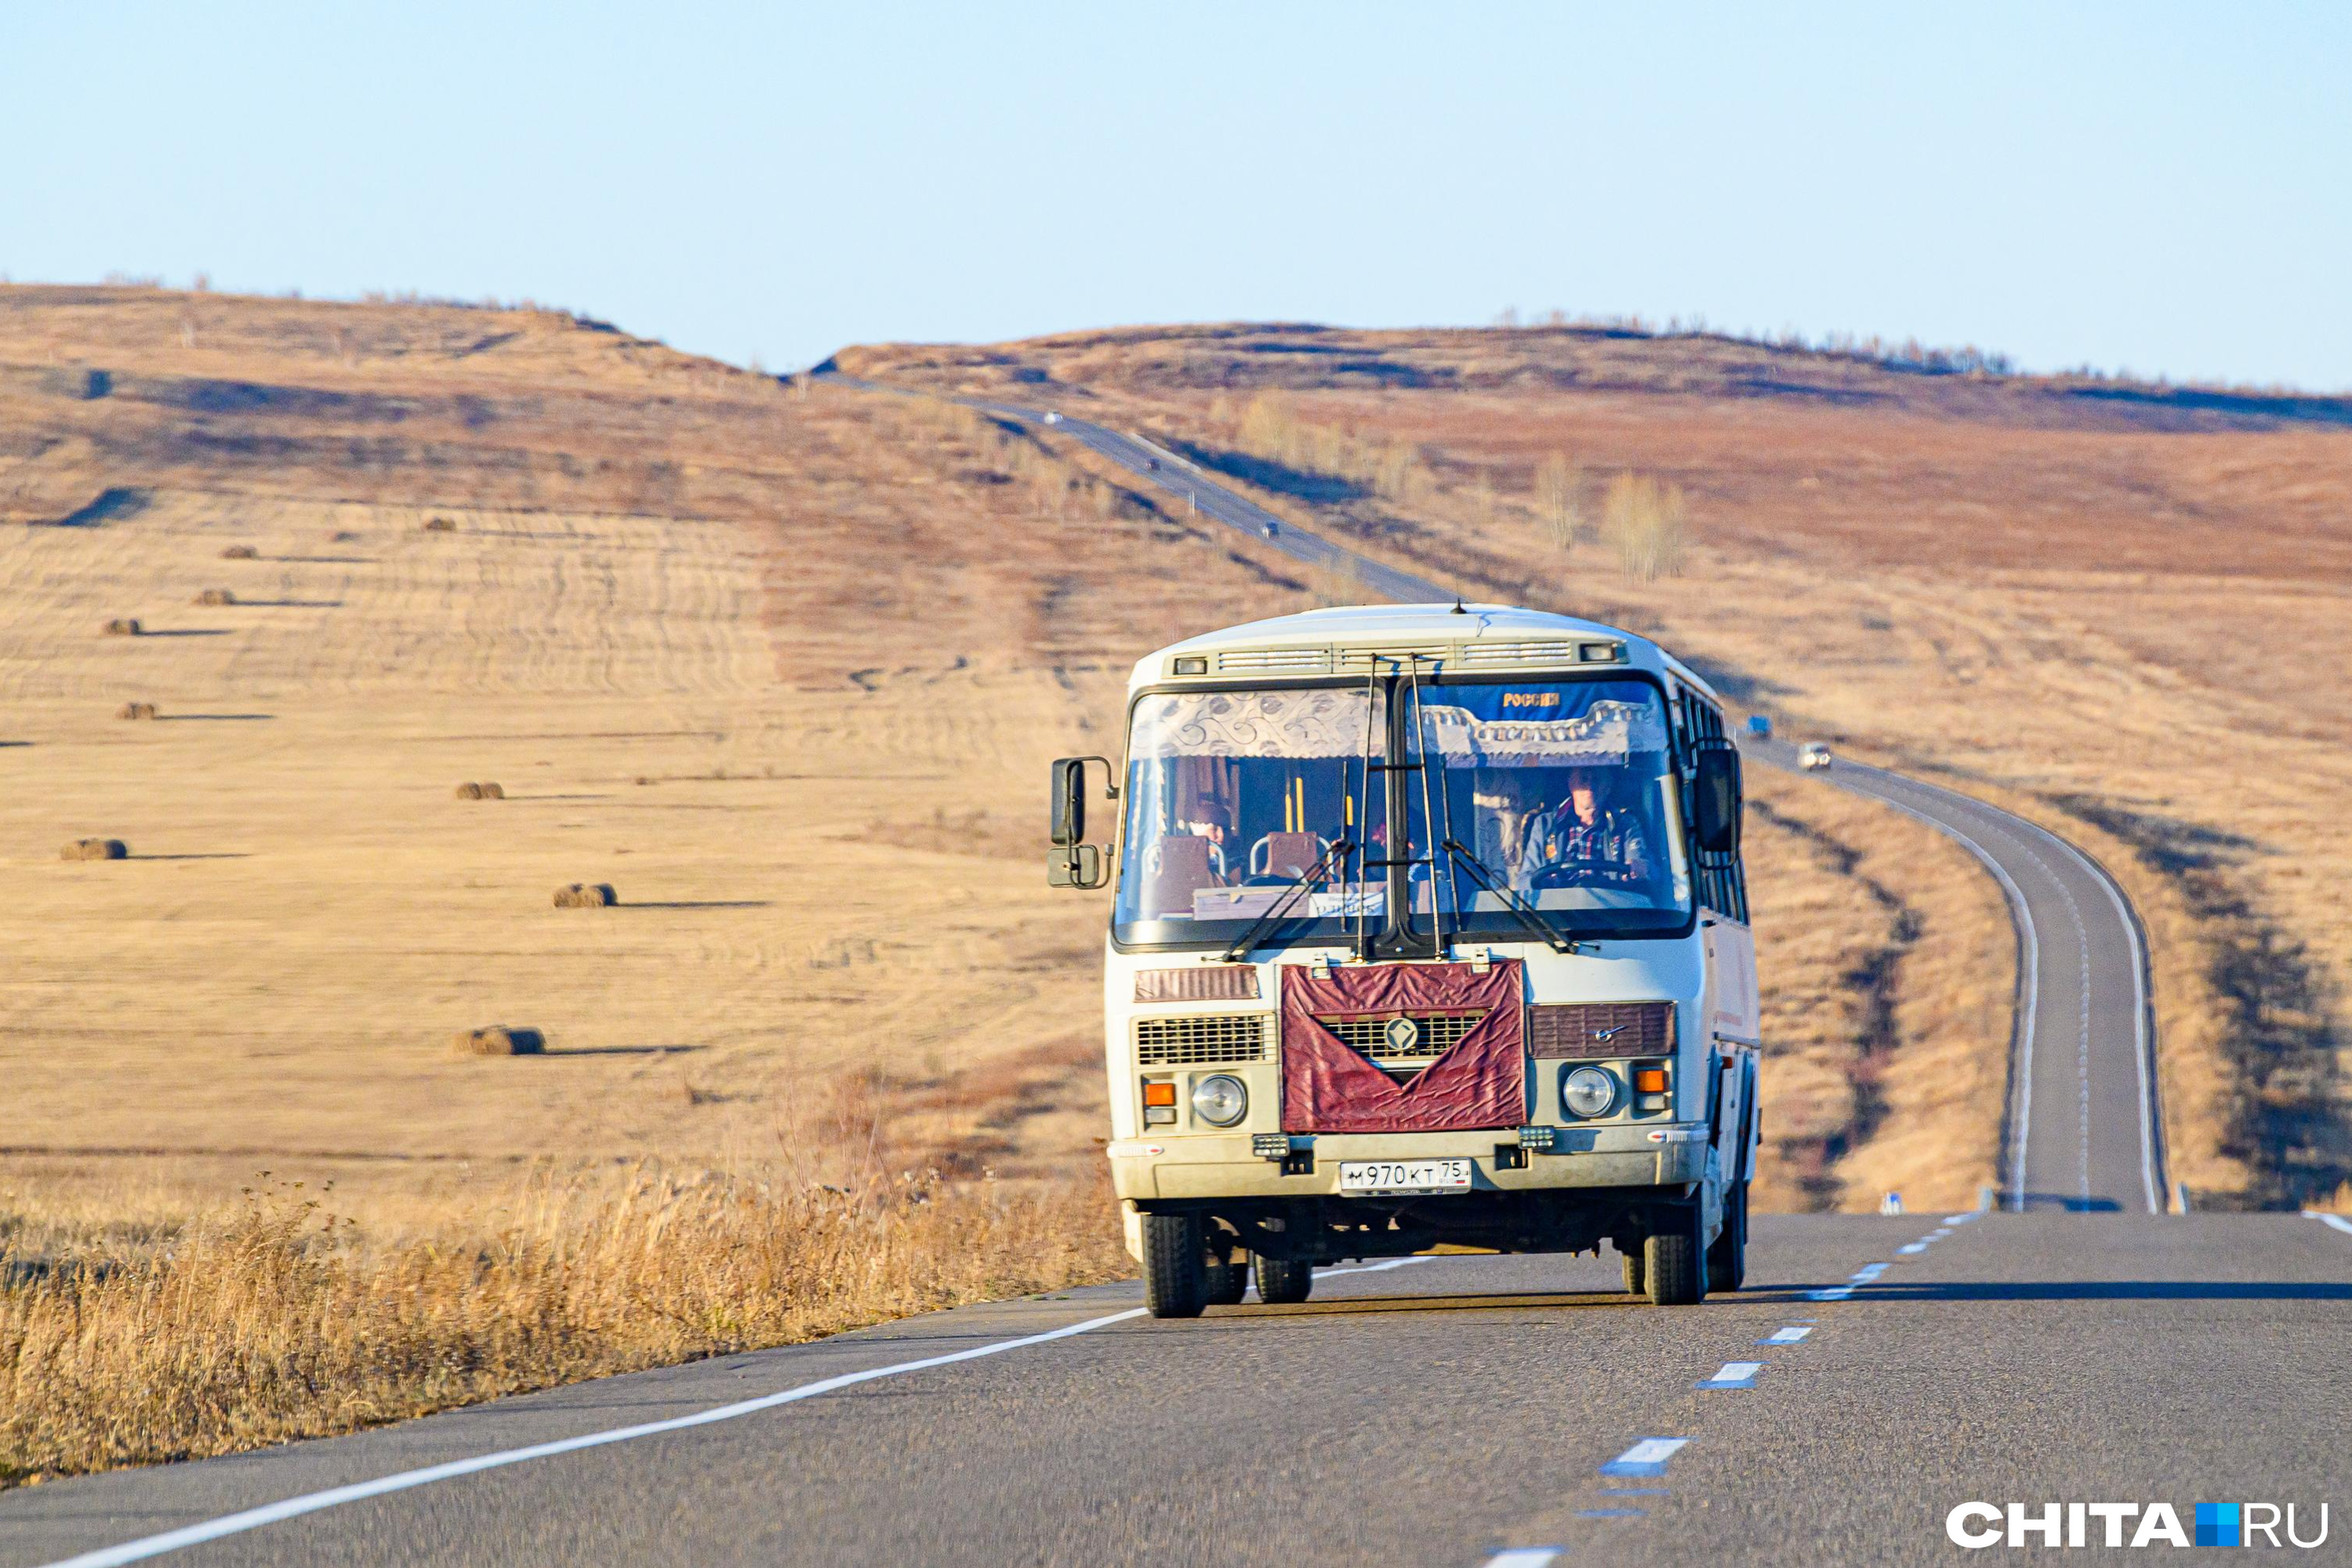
1680, 692, 1750, 926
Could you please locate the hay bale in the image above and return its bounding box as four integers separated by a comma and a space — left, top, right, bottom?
102, 618, 142, 637
452, 1025, 545, 1057
117, 701, 158, 720
194, 588, 236, 607
61, 838, 128, 861
453, 781, 504, 800
480, 781, 504, 799
423, 517, 456, 532
554, 882, 618, 909
220, 544, 259, 560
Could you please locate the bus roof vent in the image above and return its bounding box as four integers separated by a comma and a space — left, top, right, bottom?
1457, 640, 1587, 669
1210, 645, 1334, 676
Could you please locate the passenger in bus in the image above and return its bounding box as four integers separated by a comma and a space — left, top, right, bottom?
1169, 800, 1236, 882
1514, 766, 1652, 890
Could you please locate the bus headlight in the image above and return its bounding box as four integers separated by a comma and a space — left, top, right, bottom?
1191, 1074, 1248, 1127
1563, 1065, 1617, 1119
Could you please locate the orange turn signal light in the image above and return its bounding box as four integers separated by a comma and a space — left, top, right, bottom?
1142, 1081, 1178, 1108
1633, 1067, 1668, 1094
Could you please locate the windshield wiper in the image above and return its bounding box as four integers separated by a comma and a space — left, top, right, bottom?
1437, 838, 1587, 955
1220, 837, 1356, 962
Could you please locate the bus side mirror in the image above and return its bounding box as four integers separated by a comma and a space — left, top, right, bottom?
1048, 756, 1116, 890
1693, 742, 1743, 857
1051, 757, 1091, 847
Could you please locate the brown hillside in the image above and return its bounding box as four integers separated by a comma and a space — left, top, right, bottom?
848, 321, 2352, 1210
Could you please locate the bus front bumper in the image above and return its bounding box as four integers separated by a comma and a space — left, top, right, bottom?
1104, 1125, 1710, 1201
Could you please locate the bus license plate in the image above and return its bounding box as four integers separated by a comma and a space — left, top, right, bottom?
1338, 1158, 1472, 1195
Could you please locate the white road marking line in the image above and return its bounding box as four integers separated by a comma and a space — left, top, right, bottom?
1758, 1326, 1813, 1345
1695, 1361, 1763, 1390
1479, 1550, 1561, 1568
1602, 1437, 1688, 1476
1849, 1262, 1889, 1281
1317, 1256, 1432, 1277
2304, 1210, 2352, 1237
40, 1307, 1149, 1568
1944, 1211, 1980, 1225
1897, 1241, 1929, 1254
1806, 1285, 1855, 1301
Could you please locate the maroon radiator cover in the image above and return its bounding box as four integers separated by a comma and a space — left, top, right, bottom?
1279, 960, 1527, 1134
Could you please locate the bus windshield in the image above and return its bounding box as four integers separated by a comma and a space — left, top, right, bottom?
1405, 677, 1690, 938
1115, 687, 1384, 947
1115, 677, 1691, 949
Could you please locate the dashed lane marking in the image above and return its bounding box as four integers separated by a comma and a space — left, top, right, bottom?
1478, 1550, 1562, 1568
1695, 1362, 1764, 1390
1758, 1327, 1813, 1345
1602, 1437, 1689, 1477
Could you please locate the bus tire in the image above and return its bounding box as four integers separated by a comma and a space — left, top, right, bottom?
1203, 1254, 1249, 1306
1253, 1252, 1314, 1305
1620, 1244, 1645, 1296
1706, 1179, 1749, 1293
1142, 1212, 1207, 1319
1644, 1207, 1708, 1305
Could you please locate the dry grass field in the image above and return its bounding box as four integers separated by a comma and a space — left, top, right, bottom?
0, 290, 2103, 1479
842, 321, 2352, 1210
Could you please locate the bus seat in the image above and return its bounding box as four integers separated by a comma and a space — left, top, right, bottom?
1250, 830, 1323, 880
1144, 835, 1219, 913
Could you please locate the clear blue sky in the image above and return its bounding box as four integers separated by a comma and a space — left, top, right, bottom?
5, 2, 2347, 387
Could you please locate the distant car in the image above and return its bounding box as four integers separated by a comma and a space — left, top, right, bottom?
1261, 521, 1279, 538
1798, 742, 1833, 771
1041, 412, 1062, 426
1746, 715, 1772, 738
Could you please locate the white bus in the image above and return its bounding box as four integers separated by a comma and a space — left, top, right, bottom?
1049, 604, 1761, 1316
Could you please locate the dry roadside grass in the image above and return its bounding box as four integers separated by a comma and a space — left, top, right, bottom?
1741, 771, 2013, 1214
844, 323, 2352, 1210
0, 1163, 1127, 1486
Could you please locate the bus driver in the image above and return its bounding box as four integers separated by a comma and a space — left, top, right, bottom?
1515, 765, 1653, 891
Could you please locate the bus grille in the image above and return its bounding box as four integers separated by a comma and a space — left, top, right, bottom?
1316, 1011, 1487, 1058
1135, 1013, 1272, 1066
1528, 1002, 1675, 1058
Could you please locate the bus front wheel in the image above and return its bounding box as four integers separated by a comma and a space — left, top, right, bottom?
1142, 1212, 1207, 1319
1644, 1206, 1709, 1305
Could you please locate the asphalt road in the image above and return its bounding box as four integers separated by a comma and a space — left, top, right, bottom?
12, 1215, 2350, 1566
9, 394, 2283, 1567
